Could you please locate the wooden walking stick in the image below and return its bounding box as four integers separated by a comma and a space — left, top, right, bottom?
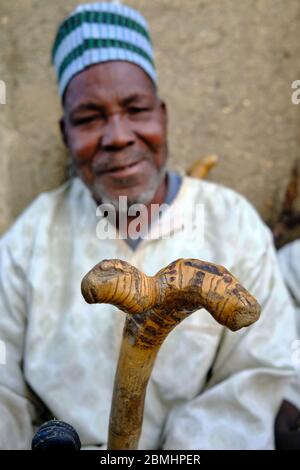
81, 258, 261, 450
187, 154, 219, 179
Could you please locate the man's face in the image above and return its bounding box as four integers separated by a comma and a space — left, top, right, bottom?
61, 62, 168, 208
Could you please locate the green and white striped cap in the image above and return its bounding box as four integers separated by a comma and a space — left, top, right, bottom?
52, 2, 157, 98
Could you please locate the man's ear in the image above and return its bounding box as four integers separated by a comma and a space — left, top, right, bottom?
59, 116, 69, 148
159, 99, 168, 129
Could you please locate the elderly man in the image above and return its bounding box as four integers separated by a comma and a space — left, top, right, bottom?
0, 2, 297, 450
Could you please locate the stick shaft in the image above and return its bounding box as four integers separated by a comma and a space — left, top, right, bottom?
108, 334, 158, 450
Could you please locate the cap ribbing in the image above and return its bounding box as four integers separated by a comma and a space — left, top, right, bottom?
52, 2, 157, 97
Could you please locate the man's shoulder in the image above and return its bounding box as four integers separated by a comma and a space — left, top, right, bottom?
1, 179, 74, 245
25, 179, 73, 212
180, 175, 272, 249
183, 175, 261, 219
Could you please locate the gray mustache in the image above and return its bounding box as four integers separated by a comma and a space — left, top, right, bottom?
92, 151, 152, 174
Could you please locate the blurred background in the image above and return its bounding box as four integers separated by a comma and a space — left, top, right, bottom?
0, 0, 300, 246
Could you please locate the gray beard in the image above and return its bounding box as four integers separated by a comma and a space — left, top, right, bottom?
92, 164, 167, 213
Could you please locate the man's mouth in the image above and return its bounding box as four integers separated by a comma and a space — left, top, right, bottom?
95, 159, 146, 178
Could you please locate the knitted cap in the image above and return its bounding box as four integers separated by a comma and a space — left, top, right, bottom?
52, 2, 157, 97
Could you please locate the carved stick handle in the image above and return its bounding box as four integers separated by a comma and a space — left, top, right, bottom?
81, 258, 261, 450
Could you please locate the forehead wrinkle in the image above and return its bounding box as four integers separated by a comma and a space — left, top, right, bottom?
64, 62, 157, 111
67, 87, 155, 116
69, 102, 104, 117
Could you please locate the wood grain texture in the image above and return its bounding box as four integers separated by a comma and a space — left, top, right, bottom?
81, 258, 261, 450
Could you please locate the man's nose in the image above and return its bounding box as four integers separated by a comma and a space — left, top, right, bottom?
101, 114, 135, 150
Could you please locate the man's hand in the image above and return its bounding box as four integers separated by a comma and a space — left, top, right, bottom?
275, 400, 300, 449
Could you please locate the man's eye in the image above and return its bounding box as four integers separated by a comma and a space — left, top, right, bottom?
73, 115, 100, 125
128, 107, 150, 114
